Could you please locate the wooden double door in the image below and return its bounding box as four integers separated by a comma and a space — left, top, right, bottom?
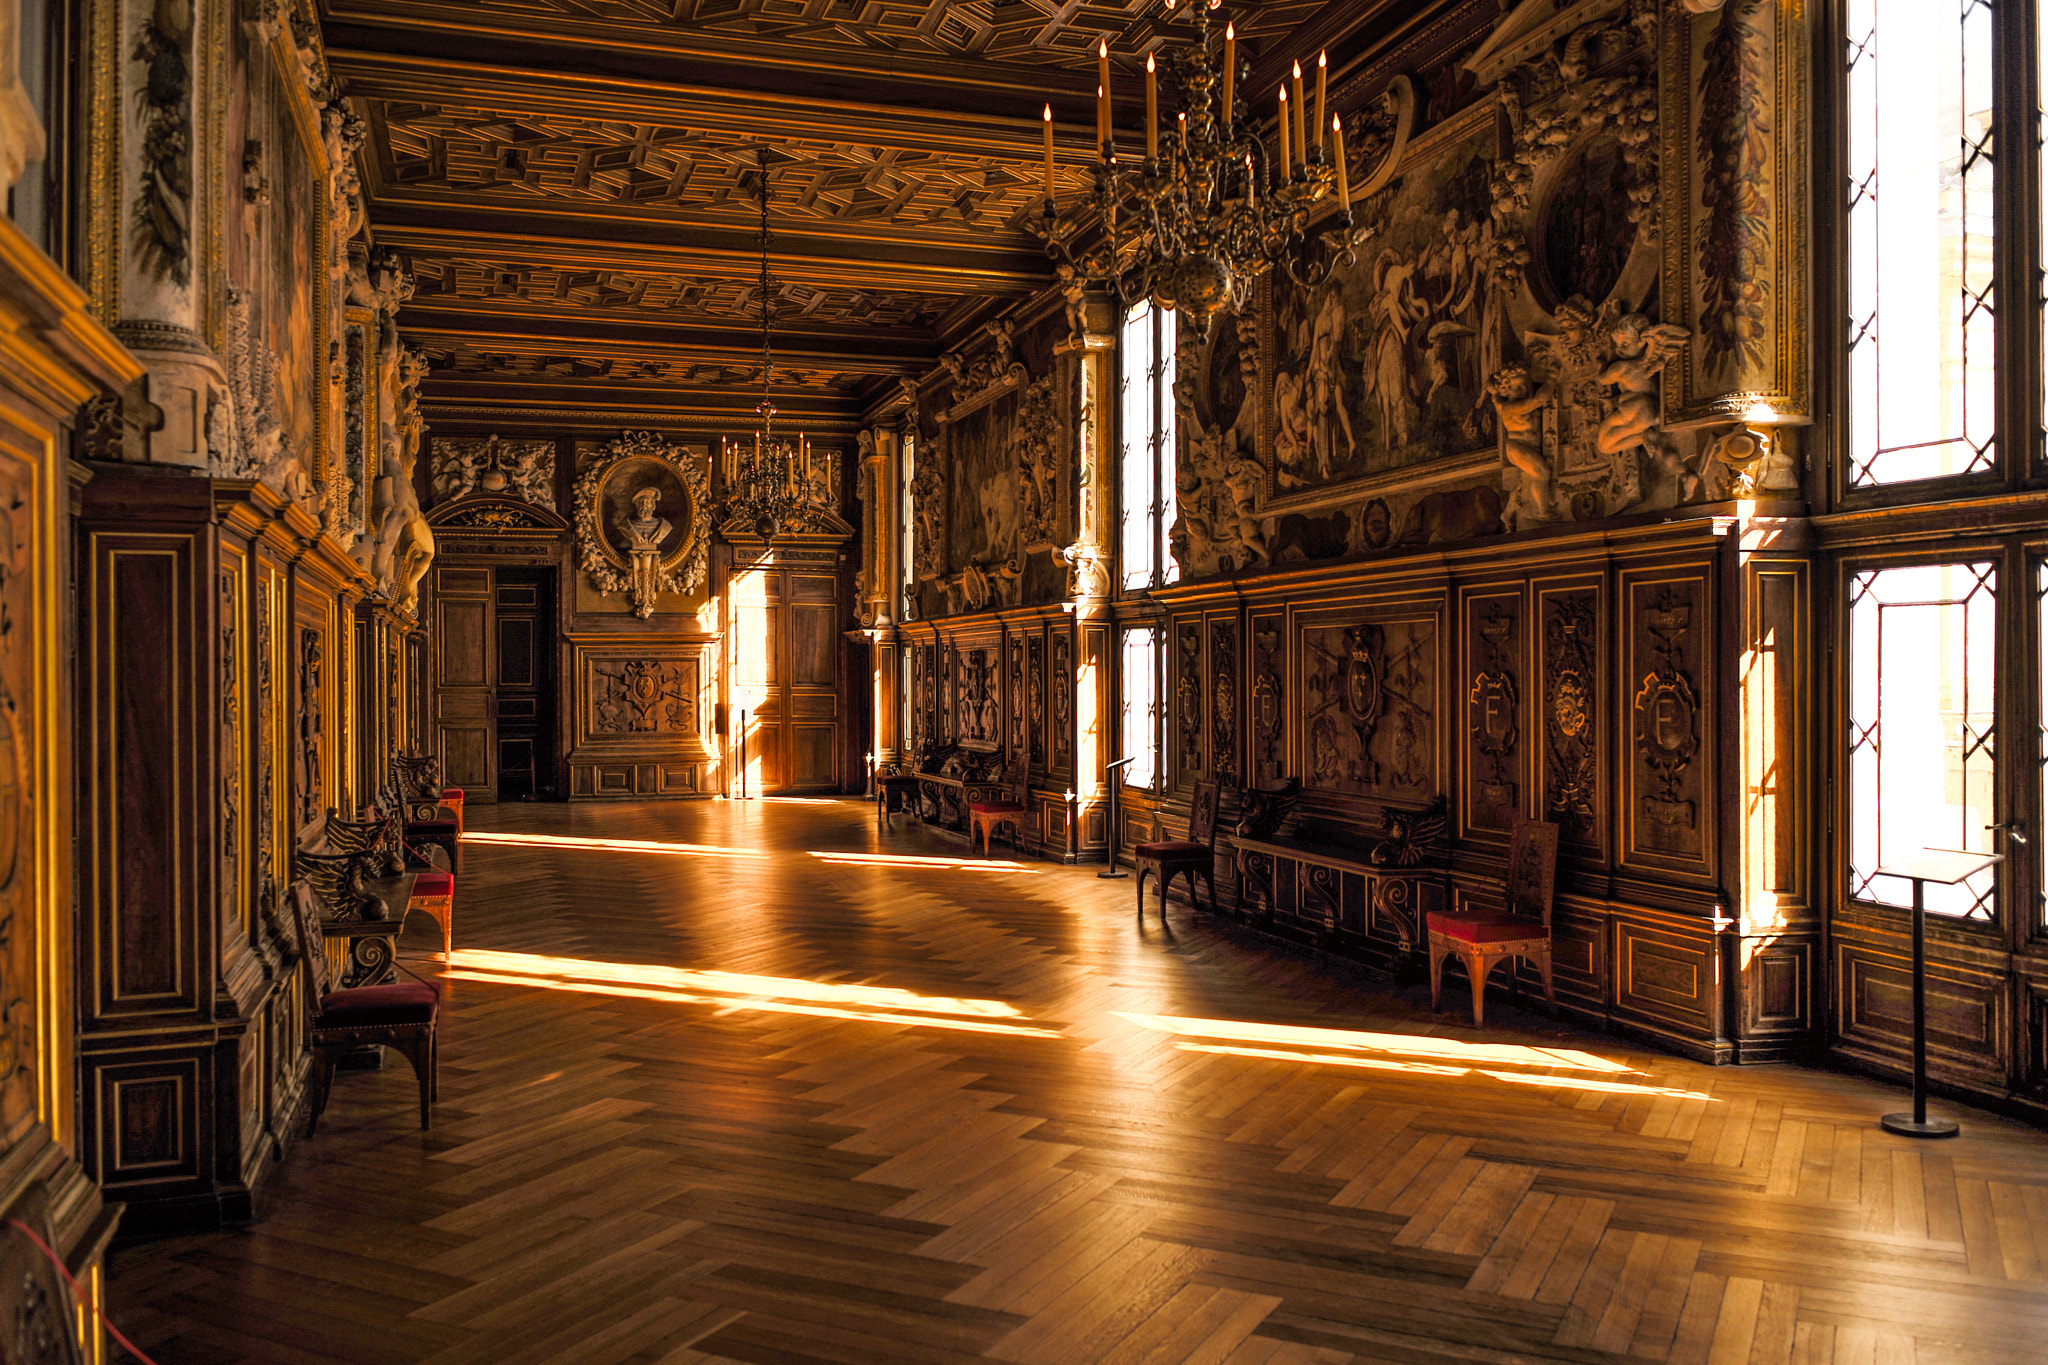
433, 563, 559, 802
726, 562, 843, 793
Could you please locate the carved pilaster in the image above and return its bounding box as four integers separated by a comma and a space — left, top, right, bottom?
1660, 0, 1810, 480
1056, 283, 1117, 820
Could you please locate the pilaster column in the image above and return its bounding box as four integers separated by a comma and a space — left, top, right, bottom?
857, 423, 904, 770
83, 0, 230, 468
1659, 0, 1809, 492
1056, 284, 1117, 850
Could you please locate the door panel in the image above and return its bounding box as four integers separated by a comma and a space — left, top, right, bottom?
434, 572, 494, 798
493, 571, 555, 801
727, 566, 842, 793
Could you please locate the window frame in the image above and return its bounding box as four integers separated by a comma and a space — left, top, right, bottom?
1117, 301, 1178, 594
1841, 552, 2004, 926
1118, 624, 1163, 793
1821, 0, 2048, 509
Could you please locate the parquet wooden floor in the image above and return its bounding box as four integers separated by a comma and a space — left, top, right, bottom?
109, 801, 2048, 1364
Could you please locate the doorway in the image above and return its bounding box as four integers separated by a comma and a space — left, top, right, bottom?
431, 562, 560, 803
726, 562, 843, 794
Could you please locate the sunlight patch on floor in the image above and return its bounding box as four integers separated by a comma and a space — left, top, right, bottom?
808, 851, 1040, 873
1114, 1012, 1638, 1073
459, 832, 769, 859
442, 949, 1060, 1037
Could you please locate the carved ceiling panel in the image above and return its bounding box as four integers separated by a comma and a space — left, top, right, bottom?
400, 253, 962, 331
414, 336, 854, 389
366, 99, 1085, 235
332, 0, 1318, 68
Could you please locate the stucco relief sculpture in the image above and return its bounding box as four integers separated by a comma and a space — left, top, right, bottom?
1175, 314, 1269, 578
432, 435, 556, 508
910, 428, 946, 585
1488, 302, 1693, 526
573, 432, 710, 619
1013, 377, 1060, 553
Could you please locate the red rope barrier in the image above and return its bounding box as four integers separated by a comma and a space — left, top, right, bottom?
5, 1218, 163, 1364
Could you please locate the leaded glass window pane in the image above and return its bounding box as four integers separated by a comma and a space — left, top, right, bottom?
1121, 628, 1159, 790
1120, 305, 1156, 590
1845, 0, 1997, 486
1847, 562, 1999, 919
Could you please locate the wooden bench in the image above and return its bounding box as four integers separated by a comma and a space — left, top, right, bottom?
1233, 834, 1447, 967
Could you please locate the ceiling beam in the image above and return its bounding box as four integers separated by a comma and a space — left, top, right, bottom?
399, 307, 931, 374
328, 50, 1107, 163
370, 216, 1054, 293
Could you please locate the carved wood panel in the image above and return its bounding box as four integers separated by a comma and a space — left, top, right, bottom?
1050, 630, 1073, 773
1027, 633, 1045, 769
1008, 635, 1027, 760
1537, 580, 1602, 857
1250, 612, 1285, 786
1461, 587, 1523, 838
1210, 616, 1239, 787
1173, 618, 1203, 787
1298, 606, 1440, 801
1623, 568, 1714, 875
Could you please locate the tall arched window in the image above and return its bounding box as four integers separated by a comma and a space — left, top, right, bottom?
1119, 301, 1178, 590
1843, 0, 1999, 487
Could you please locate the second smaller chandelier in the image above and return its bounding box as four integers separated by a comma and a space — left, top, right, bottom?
721, 147, 824, 542
1036, 0, 1360, 324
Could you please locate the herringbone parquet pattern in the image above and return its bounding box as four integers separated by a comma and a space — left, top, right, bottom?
109, 801, 2048, 1363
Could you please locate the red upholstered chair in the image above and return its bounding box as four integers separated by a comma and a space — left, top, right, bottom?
289, 878, 440, 1132
1135, 780, 1221, 920
1427, 817, 1560, 1026
967, 751, 1030, 857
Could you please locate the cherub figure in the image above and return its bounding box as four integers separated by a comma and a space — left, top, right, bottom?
1597, 315, 1694, 500
1487, 364, 1556, 519
1596, 316, 1691, 458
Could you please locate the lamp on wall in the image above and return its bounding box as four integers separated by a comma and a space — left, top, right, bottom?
720, 147, 820, 541
1034, 0, 1362, 325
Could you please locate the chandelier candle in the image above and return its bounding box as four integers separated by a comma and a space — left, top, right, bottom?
1033, 1, 1356, 325
1333, 115, 1348, 207
1146, 53, 1158, 159
1221, 22, 1235, 125
1278, 86, 1290, 179
1043, 105, 1055, 200
1098, 39, 1111, 151
1291, 61, 1307, 162
1313, 51, 1327, 151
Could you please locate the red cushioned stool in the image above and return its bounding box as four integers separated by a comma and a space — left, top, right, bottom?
1426, 818, 1559, 1026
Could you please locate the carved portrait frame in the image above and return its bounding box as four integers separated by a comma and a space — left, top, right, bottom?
572, 432, 711, 613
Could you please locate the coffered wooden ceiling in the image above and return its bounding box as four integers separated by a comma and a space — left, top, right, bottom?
322, 0, 1381, 423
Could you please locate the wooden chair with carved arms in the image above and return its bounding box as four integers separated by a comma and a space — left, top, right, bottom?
368, 781, 457, 962
395, 750, 464, 833
1426, 817, 1560, 1027
390, 759, 462, 879
287, 877, 439, 1132
967, 748, 1030, 857
1135, 780, 1222, 920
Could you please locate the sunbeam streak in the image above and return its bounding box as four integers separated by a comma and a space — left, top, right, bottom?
1115, 1012, 1638, 1073
460, 832, 770, 859
441, 950, 1058, 1036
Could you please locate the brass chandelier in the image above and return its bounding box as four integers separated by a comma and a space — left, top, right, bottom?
721, 147, 818, 541
1035, 0, 1361, 324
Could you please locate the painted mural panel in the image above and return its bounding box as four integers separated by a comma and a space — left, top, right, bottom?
1267, 103, 1499, 503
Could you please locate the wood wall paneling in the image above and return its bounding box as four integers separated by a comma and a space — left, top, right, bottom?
1620, 565, 1717, 882
1459, 584, 1525, 841
1534, 578, 1605, 863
